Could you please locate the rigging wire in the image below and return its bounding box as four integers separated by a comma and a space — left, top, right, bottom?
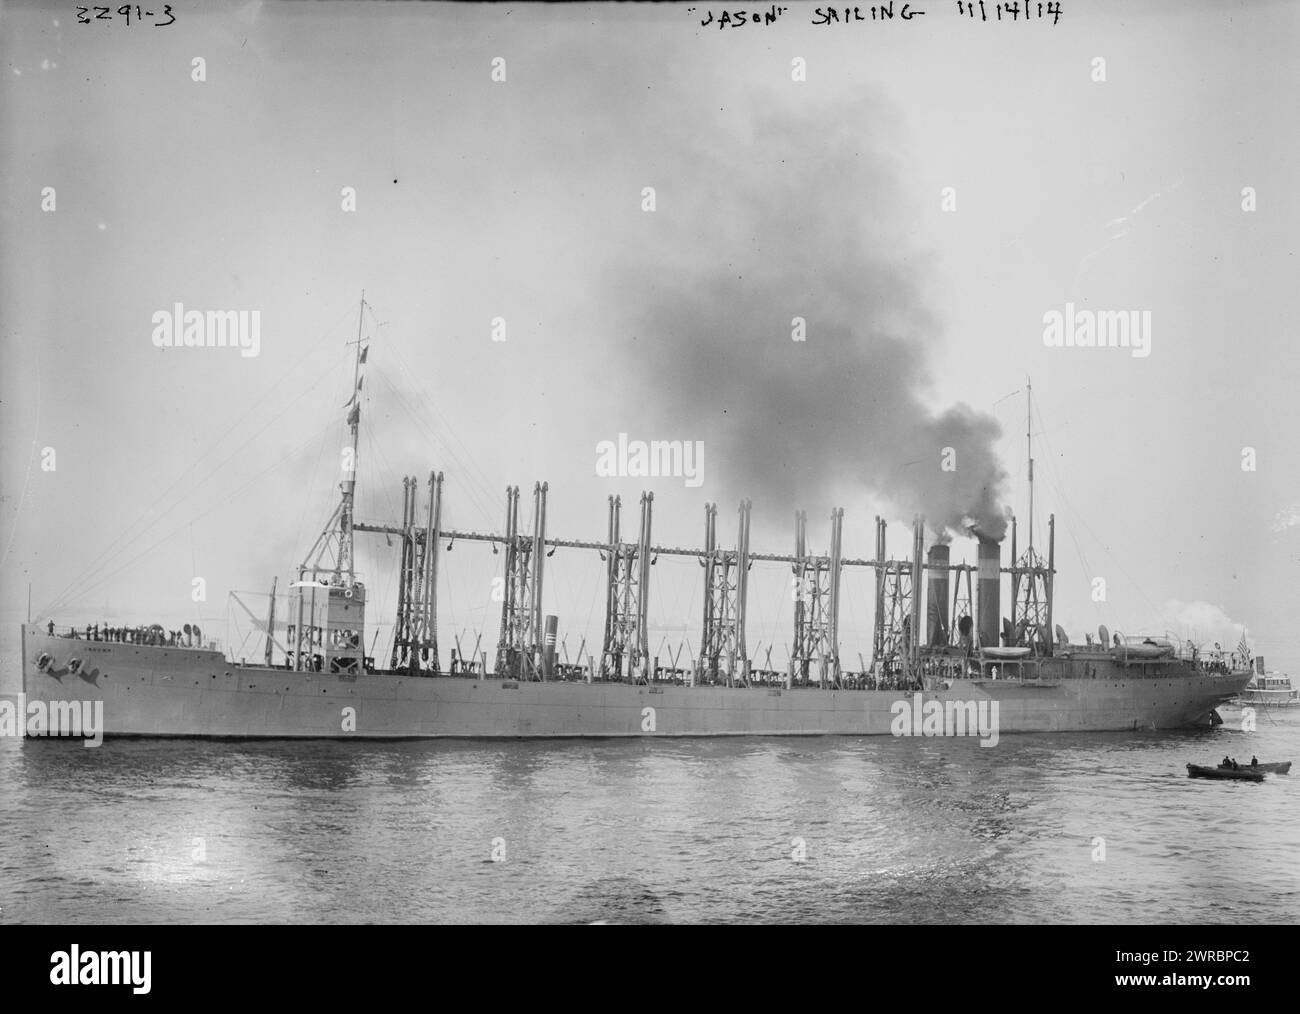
61, 421, 344, 609
377, 338, 502, 527
292, 409, 338, 568
1031, 398, 1162, 624
41, 304, 357, 614
42, 339, 355, 616
0, 345, 41, 574
360, 401, 404, 529
369, 369, 499, 529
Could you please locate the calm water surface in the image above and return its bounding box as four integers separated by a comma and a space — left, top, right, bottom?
2, 681, 1296, 924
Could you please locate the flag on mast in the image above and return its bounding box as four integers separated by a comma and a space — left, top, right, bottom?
1237, 628, 1249, 660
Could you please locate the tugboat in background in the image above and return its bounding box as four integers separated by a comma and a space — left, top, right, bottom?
1235, 669, 1299, 709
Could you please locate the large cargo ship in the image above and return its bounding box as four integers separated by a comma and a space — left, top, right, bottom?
20, 301, 1252, 740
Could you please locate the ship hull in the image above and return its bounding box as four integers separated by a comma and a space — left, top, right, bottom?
17, 625, 1251, 740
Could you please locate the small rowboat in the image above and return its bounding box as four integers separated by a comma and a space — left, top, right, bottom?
1187, 764, 1264, 781
1217, 761, 1290, 775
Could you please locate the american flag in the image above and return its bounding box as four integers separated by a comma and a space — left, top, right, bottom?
1237, 628, 1250, 660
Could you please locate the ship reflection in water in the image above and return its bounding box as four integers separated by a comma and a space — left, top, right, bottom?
2, 718, 1297, 924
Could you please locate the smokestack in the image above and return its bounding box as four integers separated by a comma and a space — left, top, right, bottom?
977, 538, 1001, 649
927, 544, 950, 646
543, 614, 558, 677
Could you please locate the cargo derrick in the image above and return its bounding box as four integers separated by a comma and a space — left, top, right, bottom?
698, 500, 751, 687
790, 509, 842, 689
315, 307, 1054, 686
356, 476, 1035, 689
390, 472, 442, 674
496, 483, 547, 680
601, 493, 653, 682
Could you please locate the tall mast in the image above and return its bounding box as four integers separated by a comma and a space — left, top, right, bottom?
337, 291, 366, 585
1013, 375, 1052, 652
1026, 376, 1034, 551
264, 576, 277, 665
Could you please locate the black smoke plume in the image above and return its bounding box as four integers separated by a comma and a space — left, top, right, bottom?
600, 93, 1008, 540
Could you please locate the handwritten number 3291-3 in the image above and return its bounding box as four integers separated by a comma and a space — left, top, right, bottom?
76, 5, 176, 27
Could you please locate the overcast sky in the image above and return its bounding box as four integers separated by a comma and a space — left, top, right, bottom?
2, 0, 1297, 676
